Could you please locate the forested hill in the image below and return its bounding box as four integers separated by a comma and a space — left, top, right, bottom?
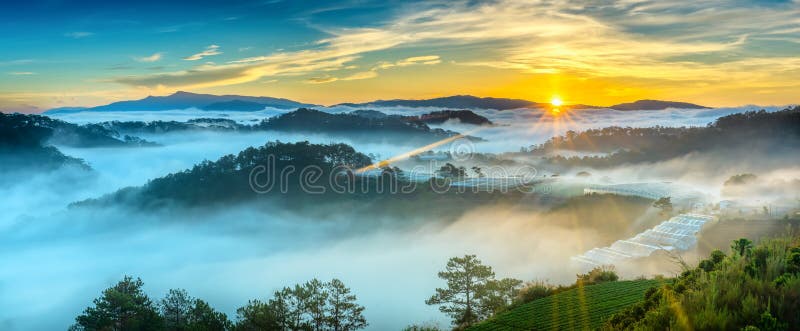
609, 99, 709, 110
0, 112, 155, 148
0, 113, 90, 172
413, 110, 493, 125
74, 140, 527, 211
76, 141, 372, 208
97, 108, 483, 141
255, 108, 479, 141
531, 106, 800, 167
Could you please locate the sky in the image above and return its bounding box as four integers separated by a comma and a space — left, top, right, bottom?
0, 0, 798, 112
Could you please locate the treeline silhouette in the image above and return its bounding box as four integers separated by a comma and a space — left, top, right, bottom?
531, 106, 800, 168
0, 112, 155, 148
76, 141, 529, 211
0, 112, 89, 172
96, 108, 480, 143
69, 276, 367, 331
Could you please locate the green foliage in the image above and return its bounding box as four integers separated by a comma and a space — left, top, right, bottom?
107, 141, 373, 206
469, 279, 662, 331
185, 299, 232, 331
235, 278, 367, 331
403, 323, 443, 331
481, 278, 524, 316
512, 281, 554, 306
161, 289, 193, 330
160, 289, 232, 331
436, 163, 468, 178
732, 237, 754, 257
602, 235, 800, 330
72, 277, 233, 331
234, 299, 281, 331
426, 255, 522, 329
577, 265, 619, 285
72, 276, 164, 331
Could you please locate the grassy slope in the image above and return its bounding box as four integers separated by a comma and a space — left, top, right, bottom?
469, 279, 662, 331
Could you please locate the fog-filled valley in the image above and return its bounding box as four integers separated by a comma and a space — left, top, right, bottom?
2, 103, 799, 331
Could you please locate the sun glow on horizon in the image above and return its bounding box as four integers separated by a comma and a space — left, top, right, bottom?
550, 97, 563, 107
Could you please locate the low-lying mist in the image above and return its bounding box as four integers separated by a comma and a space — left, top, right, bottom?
2, 105, 797, 330
0, 193, 654, 330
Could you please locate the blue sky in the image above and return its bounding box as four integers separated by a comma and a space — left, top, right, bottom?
1, 0, 798, 112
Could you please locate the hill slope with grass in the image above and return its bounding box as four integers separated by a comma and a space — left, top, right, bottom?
469, 279, 662, 331
601, 234, 800, 330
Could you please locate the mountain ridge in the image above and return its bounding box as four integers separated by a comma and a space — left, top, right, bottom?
336, 96, 709, 110
609, 99, 709, 111
45, 92, 711, 113
45, 91, 318, 114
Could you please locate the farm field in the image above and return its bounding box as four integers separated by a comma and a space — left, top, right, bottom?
469, 279, 663, 331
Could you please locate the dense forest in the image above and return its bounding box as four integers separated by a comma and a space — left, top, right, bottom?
532, 106, 800, 168
69, 276, 367, 331
256, 108, 475, 141
95, 108, 483, 142
412, 110, 493, 125
0, 112, 90, 172
75, 140, 534, 211
0, 112, 155, 148
98, 118, 247, 135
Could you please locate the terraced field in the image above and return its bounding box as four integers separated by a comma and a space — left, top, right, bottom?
469, 279, 663, 331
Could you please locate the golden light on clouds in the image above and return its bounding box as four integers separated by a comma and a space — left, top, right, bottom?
2, 0, 799, 111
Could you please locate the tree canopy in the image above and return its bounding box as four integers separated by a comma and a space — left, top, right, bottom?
426, 255, 522, 329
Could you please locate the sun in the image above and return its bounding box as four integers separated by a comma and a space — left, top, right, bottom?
550, 97, 563, 107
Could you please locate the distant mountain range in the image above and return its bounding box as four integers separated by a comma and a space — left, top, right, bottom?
44, 92, 710, 113
339, 96, 708, 111
335, 95, 544, 110
45, 91, 318, 114
608, 100, 710, 111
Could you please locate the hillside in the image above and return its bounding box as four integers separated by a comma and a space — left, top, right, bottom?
609, 99, 709, 110
0, 112, 154, 148
534, 106, 800, 168
602, 234, 800, 330
469, 279, 662, 331
0, 113, 90, 172
415, 110, 493, 125
256, 108, 476, 141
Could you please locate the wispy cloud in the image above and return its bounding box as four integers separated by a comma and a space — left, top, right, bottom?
109, 0, 800, 96
183, 45, 222, 61
306, 76, 338, 84
8, 72, 35, 75
134, 53, 163, 63
341, 71, 378, 81
376, 55, 441, 70
64, 31, 94, 39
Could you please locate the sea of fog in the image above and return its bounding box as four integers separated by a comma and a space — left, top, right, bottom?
0, 104, 792, 330
50, 105, 786, 155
